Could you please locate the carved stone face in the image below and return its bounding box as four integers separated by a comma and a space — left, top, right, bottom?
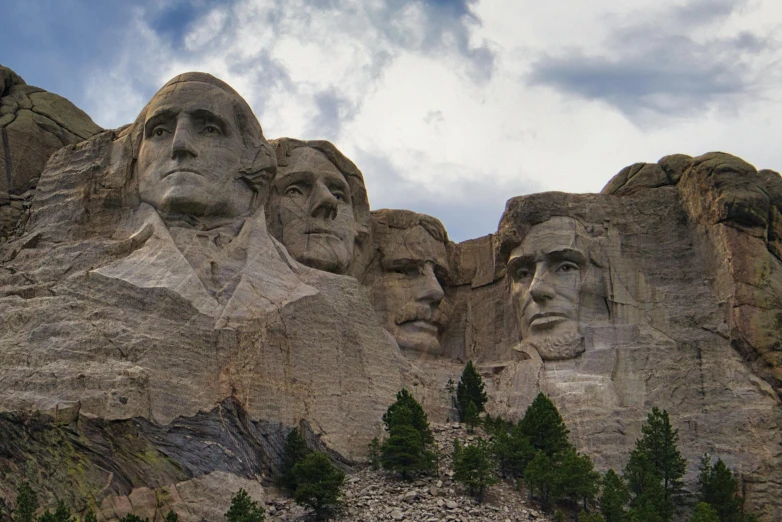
273, 147, 357, 273
371, 225, 449, 355
508, 217, 587, 359
137, 82, 253, 218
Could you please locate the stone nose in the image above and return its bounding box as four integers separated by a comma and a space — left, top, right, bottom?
309, 181, 338, 220
171, 121, 198, 159
417, 263, 445, 305
528, 268, 556, 302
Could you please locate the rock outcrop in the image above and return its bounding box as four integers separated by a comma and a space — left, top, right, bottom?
0, 65, 781, 520
0, 65, 101, 238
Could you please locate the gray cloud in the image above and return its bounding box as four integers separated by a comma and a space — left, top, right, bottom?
527, 0, 778, 118
354, 148, 541, 242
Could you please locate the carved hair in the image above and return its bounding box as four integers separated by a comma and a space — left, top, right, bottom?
127, 72, 276, 201
370, 208, 449, 244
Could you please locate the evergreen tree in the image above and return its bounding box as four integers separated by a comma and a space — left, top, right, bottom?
580, 512, 607, 522
83, 511, 97, 522
279, 427, 311, 494
292, 452, 345, 520
688, 503, 720, 522
555, 447, 601, 511
524, 450, 557, 510
600, 469, 630, 522
463, 401, 480, 433
380, 424, 436, 479
118, 515, 148, 522
519, 393, 571, 457
625, 408, 686, 522
224, 489, 265, 522
368, 437, 381, 470
456, 361, 488, 421
382, 389, 434, 444
36, 502, 74, 522
697, 455, 744, 522
451, 438, 498, 503
492, 423, 535, 479
163, 511, 180, 522
12, 483, 38, 522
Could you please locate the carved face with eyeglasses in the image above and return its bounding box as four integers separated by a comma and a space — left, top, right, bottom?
507, 216, 588, 346
272, 146, 358, 273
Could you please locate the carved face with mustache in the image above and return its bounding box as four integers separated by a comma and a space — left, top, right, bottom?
371, 224, 451, 356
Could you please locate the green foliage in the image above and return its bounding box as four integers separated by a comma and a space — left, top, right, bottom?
464, 401, 480, 433
697, 455, 744, 522
36, 502, 74, 522
368, 437, 381, 470
483, 413, 512, 436
225, 489, 265, 522
688, 503, 720, 522
554, 509, 566, 522
456, 361, 488, 421
519, 393, 571, 457
556, 447, 601, 511
627, 475, 668, 522
492, 423, 535, 479
83, 511, 97, 522
381, 424, 436, 479
292, 452, 345, 520
163, 510, 180, 522
279, 427, 311, 494
12, 483, 38, 522
601, 469, 630, 522
524, 451, 557, 510
580, 511, 607, 522
625, 408, 686, 522
451, 438, 498, 503
382, 389, 434, 444
118, 515, 149, 522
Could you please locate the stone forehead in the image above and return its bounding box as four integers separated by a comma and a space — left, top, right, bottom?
515, 217, 586, 257
381, 225, 448, 264
144, 82, 241, 126
276, 147, 346, 180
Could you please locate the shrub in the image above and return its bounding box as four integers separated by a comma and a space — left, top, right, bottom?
279, 427, 311, 494
292, 452, 345, 520
452, 438, 498, 503
12, 483, 38, 522
36, 501, 74, 522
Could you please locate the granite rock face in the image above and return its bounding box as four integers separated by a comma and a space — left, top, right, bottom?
0, 65, 101, 238
0, 65, 781, 520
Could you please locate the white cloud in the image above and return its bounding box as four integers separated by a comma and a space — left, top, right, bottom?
79, 0, 782, 242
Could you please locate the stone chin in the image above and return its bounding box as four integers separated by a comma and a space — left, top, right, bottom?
287, 234, 353, 273
525, 328, 585, 361
393, 320, 443, 356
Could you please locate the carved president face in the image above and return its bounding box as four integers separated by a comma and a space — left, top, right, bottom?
137, 82, 253, 218
508, 217, 587, 359
371, 225, 450, 356
273, 147, 357, 273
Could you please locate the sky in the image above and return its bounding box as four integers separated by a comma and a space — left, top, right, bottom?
2, 0, 781, 242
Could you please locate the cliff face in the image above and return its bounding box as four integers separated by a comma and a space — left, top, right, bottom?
0, 66, 781, 521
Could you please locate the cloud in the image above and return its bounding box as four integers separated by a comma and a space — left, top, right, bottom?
526, 0, 778, 118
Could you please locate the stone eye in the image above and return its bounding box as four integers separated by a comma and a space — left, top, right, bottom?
557, 263, 578, 273
153, 128, 167, 137
285, 186, 304, 197
203, 125, 221, 135
513, 266, 531, 280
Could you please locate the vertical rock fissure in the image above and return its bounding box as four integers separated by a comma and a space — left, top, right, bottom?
1, 126, 12, 199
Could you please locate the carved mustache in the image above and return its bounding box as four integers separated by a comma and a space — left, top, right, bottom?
394, 303, 448, 329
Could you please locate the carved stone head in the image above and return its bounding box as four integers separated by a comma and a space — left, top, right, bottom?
499, 197, 610, 361
129, 73, 275, 221
367, 209, 452, 357
267, 138, 370, 275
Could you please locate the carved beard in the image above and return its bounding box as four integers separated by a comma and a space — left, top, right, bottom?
524, 327, 585, 361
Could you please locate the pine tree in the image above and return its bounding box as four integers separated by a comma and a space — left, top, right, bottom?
380, 424, 435, 479
625, 408, 686, 522
368, 437, 381, 470
36, 501, 75, 522
580, 512, 607, 522
118, 515, 149, 522
519, 393, 571, 457
279, 427, 311, 494
224, 489, 265, 522
292, 452, 345, 520
524, 450, 557, 510
688, 503, 720, 522
697, 455, 744, 522
492, 423, 535, 479
163, 510, 180, 522
555, 447, 601, 511
382, 389, 434, 444
451, 438, 498, 503
83, 511, 97, 522
12, 483, 38, 522
456, 361, 488, 421
464, 401, 480, 433
600, 469, 630, 522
